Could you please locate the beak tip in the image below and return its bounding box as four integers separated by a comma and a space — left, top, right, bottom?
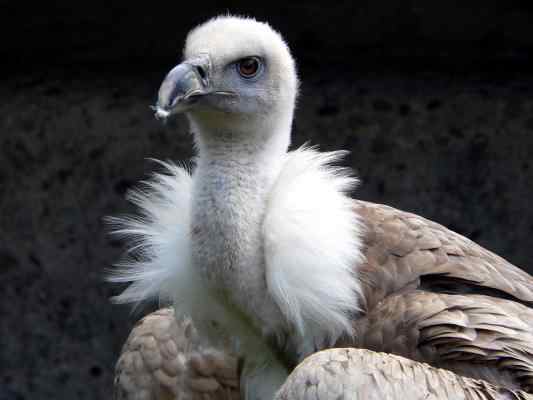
151, 105, 171, 122
155, 58, 209, 119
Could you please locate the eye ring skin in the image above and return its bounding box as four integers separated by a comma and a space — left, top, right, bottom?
236, 56, 263, 80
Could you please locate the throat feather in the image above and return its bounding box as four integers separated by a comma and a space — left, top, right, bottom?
191, 140, 287, 330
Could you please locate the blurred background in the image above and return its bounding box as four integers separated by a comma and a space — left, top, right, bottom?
1, 1, 533, 399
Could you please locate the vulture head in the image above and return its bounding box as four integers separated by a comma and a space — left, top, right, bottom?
155, 16, 299, 138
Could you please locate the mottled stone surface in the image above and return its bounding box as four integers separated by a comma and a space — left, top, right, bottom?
2, 2, 533, 399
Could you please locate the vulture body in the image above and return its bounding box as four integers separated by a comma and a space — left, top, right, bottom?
114, 310, 533, 400
109, 15, 533, 399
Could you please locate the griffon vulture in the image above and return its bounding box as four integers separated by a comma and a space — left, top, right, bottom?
109, 15, 533, 399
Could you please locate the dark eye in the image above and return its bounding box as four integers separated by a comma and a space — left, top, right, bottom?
237, 57, 261, 79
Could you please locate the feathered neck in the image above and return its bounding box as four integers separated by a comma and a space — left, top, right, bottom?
109, 107, 363, 399
187, 110, 293, 335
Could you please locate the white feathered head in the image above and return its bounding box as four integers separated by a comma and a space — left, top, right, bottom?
155, 16, 299, 133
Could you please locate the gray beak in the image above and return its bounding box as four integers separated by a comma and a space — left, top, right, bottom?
153, 55, 210, 120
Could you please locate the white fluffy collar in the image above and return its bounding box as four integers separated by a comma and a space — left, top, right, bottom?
108, 146, 364, 396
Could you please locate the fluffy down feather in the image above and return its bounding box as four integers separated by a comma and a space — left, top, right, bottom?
107, 161, 288, 400
263, 147, 364, 355
108, 148, 364, 397
107, 161, 193, 305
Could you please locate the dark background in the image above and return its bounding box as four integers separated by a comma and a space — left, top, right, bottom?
2, 2, 533, 399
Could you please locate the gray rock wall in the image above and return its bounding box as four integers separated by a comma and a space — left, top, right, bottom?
2, 3, 533, 399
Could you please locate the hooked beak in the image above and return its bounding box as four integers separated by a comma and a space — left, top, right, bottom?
153, 55, 211, 120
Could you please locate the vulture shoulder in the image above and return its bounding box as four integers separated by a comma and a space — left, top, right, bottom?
351, 200, 533, 391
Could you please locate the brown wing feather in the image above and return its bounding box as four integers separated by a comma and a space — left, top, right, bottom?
351, 200, 533, 391
116, 311, 533, 399
348, 290, 533, 390
277, 348, 533, 400
354, 200, 533, 310
114, 307, 239, 400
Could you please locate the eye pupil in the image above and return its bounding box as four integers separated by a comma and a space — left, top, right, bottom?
238, 57, 260, 78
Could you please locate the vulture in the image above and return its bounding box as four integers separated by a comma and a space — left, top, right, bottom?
109, 15, 533, 399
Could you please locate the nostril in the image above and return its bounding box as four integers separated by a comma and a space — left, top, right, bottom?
196, 65, 207, 81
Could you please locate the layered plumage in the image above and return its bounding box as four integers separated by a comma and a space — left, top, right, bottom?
114, 311, 533, 400
113, 308, 240, 400
110, 15, 533, 399
278, 348, 533, 400
346, 201, 533, 391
